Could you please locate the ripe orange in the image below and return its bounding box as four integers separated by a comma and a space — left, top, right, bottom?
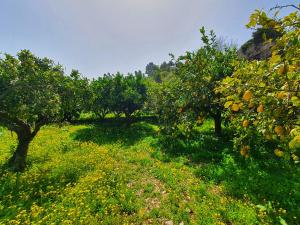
231, 103, 240, 112
243, 90, 252, 101
240, 145, 250, 157
240, 148, 246, 156
274, 126, 284, 136
257, 104, 264, 113
248, 101, 254, 108
242, 120, 249, 128
276, 91, 286, 99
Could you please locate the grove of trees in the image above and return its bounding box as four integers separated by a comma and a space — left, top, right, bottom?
0, 6, 299, 171
91, 71, 147, 120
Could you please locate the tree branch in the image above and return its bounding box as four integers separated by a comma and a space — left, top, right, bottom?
31, 117, 48, 138
0, 112, 30, 135
270, 4, 300, 11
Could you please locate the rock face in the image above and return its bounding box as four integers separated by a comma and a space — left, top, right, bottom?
238, 28, 281, 60
238, 40, 274, 60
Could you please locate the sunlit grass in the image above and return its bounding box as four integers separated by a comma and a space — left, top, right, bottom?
0, 121, 298, 224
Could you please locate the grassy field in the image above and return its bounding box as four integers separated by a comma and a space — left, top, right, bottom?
0, 120, 299, 225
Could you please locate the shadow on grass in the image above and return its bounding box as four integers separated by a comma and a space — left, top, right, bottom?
153, 126, 234, 165
194, 154, 300, 223
149, 123, 300, 224
72, 118, 158, 147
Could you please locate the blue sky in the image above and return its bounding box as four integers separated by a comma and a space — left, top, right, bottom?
0, 0, 298, 78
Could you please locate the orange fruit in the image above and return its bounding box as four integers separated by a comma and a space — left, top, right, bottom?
274, 126, 284, 136
257, 104, 264, 113
248, 101, 254, 108
231, 104, 240, 112
240, 148, 246, 156
243, 90, 252, 101
240, 145, 250, 157
242, 120, 249, 128
277, 91, 286, 99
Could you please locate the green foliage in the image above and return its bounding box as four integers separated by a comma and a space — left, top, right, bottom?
59, 70, 91, 122
149, 28, 238, 137
90, 74, 114, 119
0, 50, 63, 127
0, 122, 264, 225
145, 61, 175, 83
91, 72, 147, 119
0, 5, 299, 225
195, 154, 300, 224
0, 50, 92, 170
1, 119, 298, 224
218, 8, 300, 161
0, 50, 66, 170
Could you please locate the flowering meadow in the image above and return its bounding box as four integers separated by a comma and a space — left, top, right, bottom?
0, 120, 299, 224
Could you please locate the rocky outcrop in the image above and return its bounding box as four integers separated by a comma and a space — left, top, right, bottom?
238, 40, 274, 60
238, 28, 281, 60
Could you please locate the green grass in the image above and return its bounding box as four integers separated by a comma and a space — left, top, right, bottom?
0, 120, 299, 224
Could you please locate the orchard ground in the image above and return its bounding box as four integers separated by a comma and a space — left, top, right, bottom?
0, 117, 299, 225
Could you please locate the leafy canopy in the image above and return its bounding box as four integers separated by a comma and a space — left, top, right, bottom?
218, 8, 300, 161
0, 50, 64, 133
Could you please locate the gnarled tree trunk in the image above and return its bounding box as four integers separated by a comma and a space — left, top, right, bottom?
8, 135, 31, 172
7, 122, 42, 172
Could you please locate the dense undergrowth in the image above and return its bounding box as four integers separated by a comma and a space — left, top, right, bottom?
0, 119, 299, 224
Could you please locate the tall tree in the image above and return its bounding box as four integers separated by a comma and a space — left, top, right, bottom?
149, 28, 238, 137
0, 50, 63, 171
145, 62, 159, 77
177, 28, 238, 136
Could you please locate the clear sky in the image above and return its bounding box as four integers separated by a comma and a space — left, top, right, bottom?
0, 0, 298, 78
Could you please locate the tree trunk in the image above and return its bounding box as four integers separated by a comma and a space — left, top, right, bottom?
1, 115, 44, 172
214, 112, 222, 137
125, 112, 132, 127
8, 136, 31, 172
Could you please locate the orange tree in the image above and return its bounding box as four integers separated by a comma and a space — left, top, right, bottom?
0, 50, 64, 171
149, 27, 237, 137
217, 7, 300, 161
